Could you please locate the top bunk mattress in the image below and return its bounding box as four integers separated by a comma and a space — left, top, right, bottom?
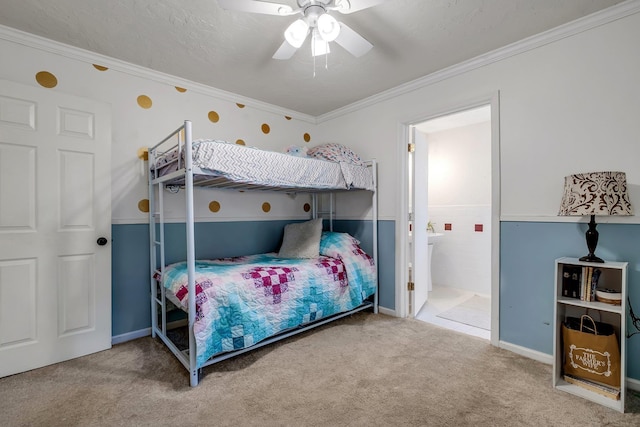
153, 139, 375, 192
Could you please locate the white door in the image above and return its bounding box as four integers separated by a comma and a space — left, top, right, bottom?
0, 79, 111, 377
411, 127, 429, 317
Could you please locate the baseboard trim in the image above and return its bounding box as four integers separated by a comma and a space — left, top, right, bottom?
378, 306, 396, 317
498, 340, 554, 365
112, 319, 188, 345
498, 340, 640, 392
112, 328, 150, 345
627, 377, 640, 392
113, 324, 640, 389
110, 308, 396, 346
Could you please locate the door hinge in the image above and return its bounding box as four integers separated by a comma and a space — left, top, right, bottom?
407, 281, 415, 291
408, 143, 415, 153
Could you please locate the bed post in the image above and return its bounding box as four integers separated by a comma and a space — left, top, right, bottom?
329, 193, 334, 231
183, 120, 199, 386
372, 160, 379, 314
148, 145, 157, 338
311, 194, 317, 219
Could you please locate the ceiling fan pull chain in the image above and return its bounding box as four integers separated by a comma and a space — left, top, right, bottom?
325, 46, 329, 70
313, 49, 317, 78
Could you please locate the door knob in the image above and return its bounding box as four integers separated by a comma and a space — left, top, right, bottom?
97, 237, 108, 246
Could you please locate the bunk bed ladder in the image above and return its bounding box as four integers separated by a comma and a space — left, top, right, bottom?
148, 148, 168, 339
148, 120, 201, 386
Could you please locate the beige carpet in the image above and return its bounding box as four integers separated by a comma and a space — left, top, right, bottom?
1, 313, 639, 427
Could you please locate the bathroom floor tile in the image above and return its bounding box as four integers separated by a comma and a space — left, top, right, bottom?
415, 285, 490, 340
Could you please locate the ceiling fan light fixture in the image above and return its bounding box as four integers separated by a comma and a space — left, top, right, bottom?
317, 13, 340, 41
217, 0, 381, 61
284, 18, 309, 48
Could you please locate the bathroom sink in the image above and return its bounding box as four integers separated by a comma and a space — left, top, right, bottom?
427, 232, 444, 244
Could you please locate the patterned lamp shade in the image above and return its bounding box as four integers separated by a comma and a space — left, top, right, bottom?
558, 171, 633, 216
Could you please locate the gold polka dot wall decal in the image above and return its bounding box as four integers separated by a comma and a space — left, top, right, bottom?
92, 64, 108, 71
175, 86, 187, 93
137, 147, 148, 161
303, 203, 311, 212
262, 202, 271, 213
209, 201, 221, 213
208, 111, 220, 123
236, 139, 246, 146
261, 123, 271, 134
137, 95, 152, 109
303, 133, 311, 143
35, 71, 57, 88
284, 116, 292, 120
138, 199, 150, 213
236, 103, 245, 108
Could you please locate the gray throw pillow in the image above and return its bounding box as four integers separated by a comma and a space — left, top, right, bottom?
277, 218, 323, 258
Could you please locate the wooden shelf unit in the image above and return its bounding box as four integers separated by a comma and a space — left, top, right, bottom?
552, 257, 627, 413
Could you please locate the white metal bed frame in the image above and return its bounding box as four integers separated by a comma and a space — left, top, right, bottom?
148, 120, 378, 386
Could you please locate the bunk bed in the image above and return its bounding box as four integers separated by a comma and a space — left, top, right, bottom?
148, 120, 378, 386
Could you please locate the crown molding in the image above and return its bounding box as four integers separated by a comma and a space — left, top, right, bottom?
0, 24, 317, 124
2, 0, 638, 125
317, 0, 640, 123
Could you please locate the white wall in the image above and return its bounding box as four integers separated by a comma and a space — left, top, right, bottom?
313, 7, 640, 314
425, 121, 492, 295
0, 27, 317, 225
427, 122, 491, 207
314, 9, 640, 224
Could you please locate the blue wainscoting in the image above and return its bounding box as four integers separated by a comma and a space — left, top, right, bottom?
111, 220, 395, 338
113, 219, 639, 380
501, 221, 640, 380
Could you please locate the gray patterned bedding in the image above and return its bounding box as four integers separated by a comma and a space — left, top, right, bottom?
153, 139, 374, 191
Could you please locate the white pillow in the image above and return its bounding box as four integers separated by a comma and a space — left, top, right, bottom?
277, 219, 323, 258
307, 143, 365, 166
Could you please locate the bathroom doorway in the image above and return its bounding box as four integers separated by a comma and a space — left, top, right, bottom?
406, 100, 499, 342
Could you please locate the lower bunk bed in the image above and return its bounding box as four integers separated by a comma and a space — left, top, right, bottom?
148, 120, 378, 386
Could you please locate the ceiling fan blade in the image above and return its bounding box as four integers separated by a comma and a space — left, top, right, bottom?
272, 40, 299, 60
334, 0, 386, 14
217, 0, 297, 16
334, 22, 373, 57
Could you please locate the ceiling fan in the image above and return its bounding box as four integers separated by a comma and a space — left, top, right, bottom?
217, 0, 386, 60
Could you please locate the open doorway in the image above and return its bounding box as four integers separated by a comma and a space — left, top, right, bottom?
414, 105, 491, 339
402, 95, 500, 345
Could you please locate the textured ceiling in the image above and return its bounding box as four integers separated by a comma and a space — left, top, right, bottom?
0, 0, 626, 116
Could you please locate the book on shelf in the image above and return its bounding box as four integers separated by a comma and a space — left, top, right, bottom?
582, 266, 593, 301
590, 268, 601, 302
561, 265, 582, 299
577, 266, 602, 301
563, 374, 620, 400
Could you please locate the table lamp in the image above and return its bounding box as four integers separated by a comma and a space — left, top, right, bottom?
558, 171, 633, 263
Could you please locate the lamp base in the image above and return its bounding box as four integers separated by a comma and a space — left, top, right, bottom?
580, 214, 605, 263
579, 254, 605, 263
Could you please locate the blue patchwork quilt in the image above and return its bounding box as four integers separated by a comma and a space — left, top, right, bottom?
161, 232, 377, 367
